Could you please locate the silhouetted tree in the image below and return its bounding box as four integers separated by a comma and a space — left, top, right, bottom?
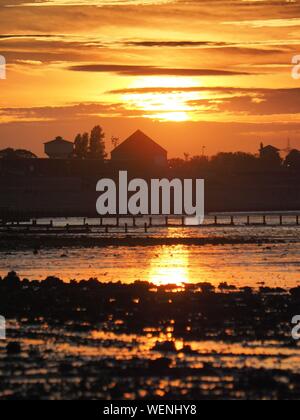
89, 125, 106, 160
111, 136, 120, 150
0, 148, 37, 159
74, 134, 82, 158
168, 158, 186, 170
74, 133, 88, 159
210, 152, 259, 173
183, 153, 190, 162
285, 149, 300, 170
188, 155, 210, 171
82, 132, 89, 152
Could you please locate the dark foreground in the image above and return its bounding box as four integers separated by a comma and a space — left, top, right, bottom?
1, 272, 300, 400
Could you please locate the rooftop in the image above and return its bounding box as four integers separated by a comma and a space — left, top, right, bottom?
112, 130, 167, 155
44, 136, 73, 146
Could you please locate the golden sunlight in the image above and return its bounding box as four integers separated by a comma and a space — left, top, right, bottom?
123, 76, 203, 121
148, 245, 190, 286
130, 76, 201, 90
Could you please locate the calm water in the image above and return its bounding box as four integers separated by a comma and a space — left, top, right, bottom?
1, 214, 300, 288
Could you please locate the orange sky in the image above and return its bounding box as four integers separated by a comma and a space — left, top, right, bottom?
1, 0, 300, 157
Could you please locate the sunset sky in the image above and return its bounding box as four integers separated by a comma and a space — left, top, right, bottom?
1, 0, 300, 157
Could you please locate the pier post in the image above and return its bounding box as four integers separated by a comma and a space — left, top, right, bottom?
230, 216, 234, 226
133, 217, 136, 228
144, 222, 148, 233
100, 218, 103, 227
125, 223, 128, 233
182, 216, 185, 226
280, 215, 283, 226
116, 217, 120, 227
263, 215, 267, 226
297, 215, 299, 226
165, 216, 169, 227
105, 226, 109, 234
247, 216, 250, 226
214, 216, 218, 225
149, 217, 153, 227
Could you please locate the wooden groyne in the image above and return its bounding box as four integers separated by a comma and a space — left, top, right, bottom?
0, 213, 300, 234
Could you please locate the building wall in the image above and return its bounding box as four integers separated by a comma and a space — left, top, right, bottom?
111, 149, 168, 167
45, 142, 74, 159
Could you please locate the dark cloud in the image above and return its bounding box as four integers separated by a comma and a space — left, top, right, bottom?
0, 103, 130, 120
69, 64, 251, 76
123, 41, 227, 47
0, 35, 107, 64
1, 33, 289, 67
186, 87, 300, 116
108, 86, 288, 96
123, 40, 289, 55
107, 86, 266, 95
216, 88, 300, 115
0, 35, 60, 39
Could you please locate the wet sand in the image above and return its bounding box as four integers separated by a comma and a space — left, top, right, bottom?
1, 272, 300, 400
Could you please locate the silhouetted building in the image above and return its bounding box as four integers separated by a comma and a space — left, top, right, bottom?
111, 130, 168, 167
44, 137, 74, 159
259, 143, 280, 159
259, 143, 282, 169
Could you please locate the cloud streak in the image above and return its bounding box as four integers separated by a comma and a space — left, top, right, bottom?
4, 0, 173, 6
0, 103, 129, 121
69, 64, 251, 76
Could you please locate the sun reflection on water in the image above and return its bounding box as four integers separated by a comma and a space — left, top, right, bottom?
148, 245, 190, 286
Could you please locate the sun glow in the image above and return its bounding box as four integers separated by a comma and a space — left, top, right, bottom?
149, 246, 190, 286
123, 76, 203, 121
130, 76, 201, 90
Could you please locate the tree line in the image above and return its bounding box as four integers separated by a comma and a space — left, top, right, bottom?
169, 147, 300, 173
2, 132, 300, 173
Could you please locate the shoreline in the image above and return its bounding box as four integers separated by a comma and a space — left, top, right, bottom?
0, 271, 298, 323
0, 235, 286, 251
